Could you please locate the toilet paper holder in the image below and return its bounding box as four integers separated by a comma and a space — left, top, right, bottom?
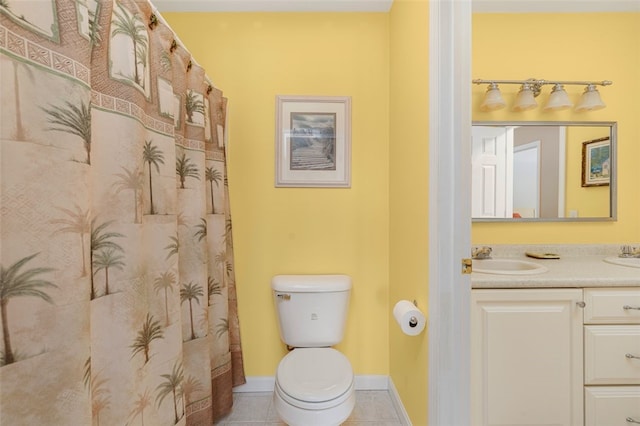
408, 300, 419, 327
393, 299, 425, 336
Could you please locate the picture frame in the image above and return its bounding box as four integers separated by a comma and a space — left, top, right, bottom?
582, 136, 611, 187
275, 95, 351, 187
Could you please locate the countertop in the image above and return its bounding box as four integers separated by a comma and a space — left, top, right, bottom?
471, 244, 640, 289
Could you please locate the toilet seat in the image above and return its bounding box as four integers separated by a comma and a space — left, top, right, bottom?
276, 347, 354, 408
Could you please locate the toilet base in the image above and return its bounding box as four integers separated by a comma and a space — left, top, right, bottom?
273, 383, 356, 426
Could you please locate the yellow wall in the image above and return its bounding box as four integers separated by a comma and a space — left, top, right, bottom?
472, 13, 640, 244
163, 12, 391, 377
165, 8, 431, 423
389, 0, 429, 424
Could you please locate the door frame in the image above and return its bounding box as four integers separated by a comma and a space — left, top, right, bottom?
428, 0, 472, 424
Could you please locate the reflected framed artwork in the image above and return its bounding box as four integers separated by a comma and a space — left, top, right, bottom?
275, 95, 351, 187
582, 136, 611, 187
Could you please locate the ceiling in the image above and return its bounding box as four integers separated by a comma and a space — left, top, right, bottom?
473, 0, 640, 13
152, 0, 394, 12
153, 0, 640, 13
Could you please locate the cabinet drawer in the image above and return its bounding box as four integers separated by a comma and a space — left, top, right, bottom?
584, 325, 640, 385
585, 386, 640, 426
584, 288, 640, 324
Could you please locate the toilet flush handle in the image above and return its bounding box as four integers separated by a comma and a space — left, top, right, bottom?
277, 293, 291, 301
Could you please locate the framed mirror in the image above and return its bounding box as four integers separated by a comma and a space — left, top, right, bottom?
472, 121, 617, 222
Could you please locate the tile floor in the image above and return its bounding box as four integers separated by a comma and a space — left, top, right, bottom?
215, 390, 405, 426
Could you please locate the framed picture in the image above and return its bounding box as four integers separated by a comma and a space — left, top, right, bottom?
275, 95, 351, 187
582, 136, 611, 187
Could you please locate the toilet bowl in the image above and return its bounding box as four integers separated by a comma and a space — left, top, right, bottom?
273, 348, 355, 426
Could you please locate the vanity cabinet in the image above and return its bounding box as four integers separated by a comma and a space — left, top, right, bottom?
471, 289, 584, 426
472, 287, 640, 426
583, 288, 640, 426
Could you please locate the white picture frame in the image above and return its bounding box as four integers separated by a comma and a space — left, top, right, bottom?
275, 95, 351, 187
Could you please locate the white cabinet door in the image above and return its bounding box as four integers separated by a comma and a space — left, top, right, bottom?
471, 289, 584, 426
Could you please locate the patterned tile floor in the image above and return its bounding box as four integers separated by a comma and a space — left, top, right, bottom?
215, 390, 405, 426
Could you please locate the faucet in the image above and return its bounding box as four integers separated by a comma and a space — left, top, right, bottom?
472, 246, 493, 259
619, 245, 640, 258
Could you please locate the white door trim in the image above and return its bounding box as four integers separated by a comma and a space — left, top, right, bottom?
557, 127, 567, 217
428, 0, 472, 425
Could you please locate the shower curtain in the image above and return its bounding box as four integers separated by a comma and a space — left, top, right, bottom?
0, 0, 244, 424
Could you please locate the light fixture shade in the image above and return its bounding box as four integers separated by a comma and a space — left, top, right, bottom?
576, 84, 606, 111
512, 84, 537, 112
544, 84, 573, 111
480, 83, 506, 111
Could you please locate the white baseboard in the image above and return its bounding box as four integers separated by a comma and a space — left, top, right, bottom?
354, 374, 389, 390
388, 377, 413, 426
234, 374, 389, 393
233, 376, 275, 393
234, 375, 410, 425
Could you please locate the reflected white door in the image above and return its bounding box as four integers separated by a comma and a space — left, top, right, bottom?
513, 141, 540, 218
471, 126, 513, 218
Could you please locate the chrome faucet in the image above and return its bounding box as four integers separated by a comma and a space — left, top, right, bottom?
472, 246, 493, 259
619, 245, 640, 258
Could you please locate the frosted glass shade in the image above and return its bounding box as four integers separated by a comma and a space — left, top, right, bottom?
544, 84, 573, 111
480, 84, 506, 111
576, 85, 606, 111
512, 85, 537, 111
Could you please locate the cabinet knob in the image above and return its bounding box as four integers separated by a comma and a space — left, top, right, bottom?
576, 301, 586, 308
627, 417, 640, 424
623, 305, 640, 310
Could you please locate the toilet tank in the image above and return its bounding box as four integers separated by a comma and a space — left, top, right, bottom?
271, 274, 351, 348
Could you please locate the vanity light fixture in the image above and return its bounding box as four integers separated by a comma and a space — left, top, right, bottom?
479, 82, 506, 111
472, 78, 612, 112
544, 83, 572, 111
576, 84, 607, 111
512, 82, 537, 112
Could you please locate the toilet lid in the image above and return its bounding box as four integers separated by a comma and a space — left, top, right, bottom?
276, 348, 353, 403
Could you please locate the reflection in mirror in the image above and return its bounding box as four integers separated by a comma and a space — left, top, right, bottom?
472, 121, 616, 222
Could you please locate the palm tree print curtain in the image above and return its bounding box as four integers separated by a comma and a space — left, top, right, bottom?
0, 1, 245, 424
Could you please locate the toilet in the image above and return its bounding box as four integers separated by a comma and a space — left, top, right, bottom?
271, 274, 355, 426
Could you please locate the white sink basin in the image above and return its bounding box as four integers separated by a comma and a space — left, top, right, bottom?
603, 257, 640, 269
473, 258, 549, 275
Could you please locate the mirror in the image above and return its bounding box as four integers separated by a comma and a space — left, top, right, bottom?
472, 121, 616, 222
